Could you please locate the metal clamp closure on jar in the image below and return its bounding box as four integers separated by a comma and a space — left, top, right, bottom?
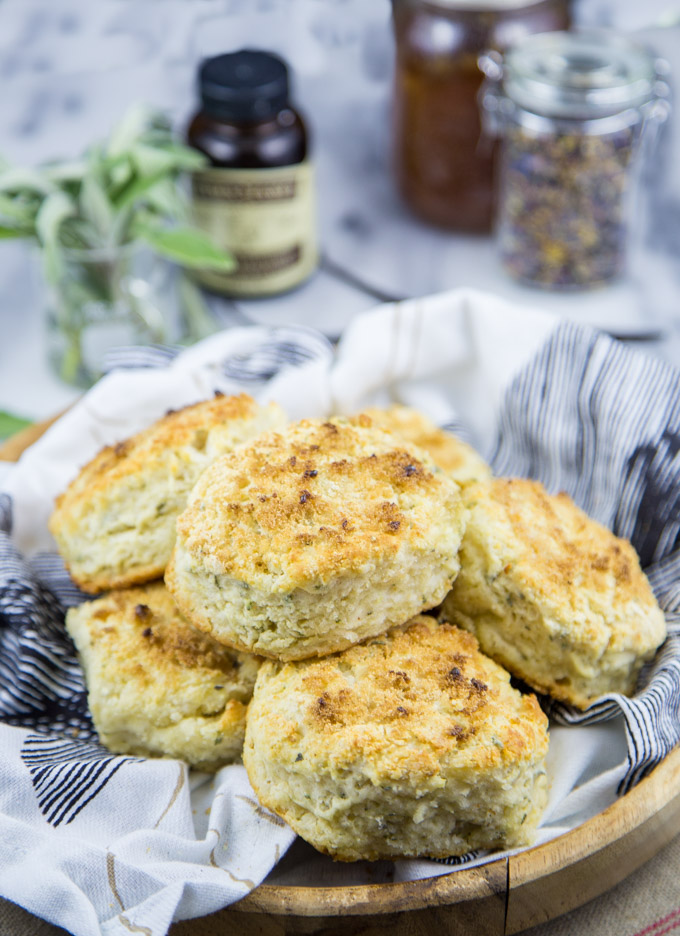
480, 31, 670, 290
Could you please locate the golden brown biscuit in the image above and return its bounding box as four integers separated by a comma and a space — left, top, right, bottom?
166, 417, 467, 660
442, 478, 667, 709
49, 393, 286, 593
243, 615, 549, 861
360, 405, 491, 485
66, 582, 261, 770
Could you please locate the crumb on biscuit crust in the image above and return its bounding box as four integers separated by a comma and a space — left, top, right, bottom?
176, 417, 464, 591
464, 478, 661, 637
360, 405, 492, 483
66, 582, 261, 769
69, 582, 257, 701
444, 478, 666, 708
249, 616, 547, 779
48, 393, 285, 593
52, 393, 262, 510
243, 615, 549, 860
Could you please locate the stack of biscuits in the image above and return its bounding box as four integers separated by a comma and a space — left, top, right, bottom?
51, 394, 666, 862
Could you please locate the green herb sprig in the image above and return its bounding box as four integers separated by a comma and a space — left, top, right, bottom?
0, 103, 234, 273
0, 104, 235, 386
0, 410, 32, 441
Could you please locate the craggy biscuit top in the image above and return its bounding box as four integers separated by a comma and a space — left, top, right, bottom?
48, 393, 286, 593
461, 478, 664, 652
249, 616, 548, 781
175, 417, 466, 591
50, 392, 280, 520
67, 582, 260, 707
360, 405, 491, 484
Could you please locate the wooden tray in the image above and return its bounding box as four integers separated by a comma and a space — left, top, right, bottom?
169, 744, 680, 935
3, 422, 680, 936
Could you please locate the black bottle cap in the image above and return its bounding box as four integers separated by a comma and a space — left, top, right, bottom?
199, 50, 290, 121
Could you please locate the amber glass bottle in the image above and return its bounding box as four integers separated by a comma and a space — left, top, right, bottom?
187, 49, 317, 296
391, 0, 571, 233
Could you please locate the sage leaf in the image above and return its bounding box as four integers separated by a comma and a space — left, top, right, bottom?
79, 175, 114, 241
36, 191, 76, 245
0, 192, 39, 224
135, 223, 236, 271
109, 205, 135, 247
107, 103, 155, 158
0, 167, 55, 197
36, 191, 76, 280
60, 217, 102, 250
0, 226, 31, 239
114, 170, 168, 211
152, 142, 207, 172
131, 143, 181, 178
143, 177, 187, 220
0, 411, 32, 440
109, 157, 134, 191
43, 160, 87, 183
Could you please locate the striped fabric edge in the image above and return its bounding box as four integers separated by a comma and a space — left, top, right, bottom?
29, 553, 92, 609
102, 344, 179, 371
0, 530, 94, 740
629, 906, 680, 936
221, 326, 334, 383
439, 419, 476, 446
490, 320, 680, 551
0, 493, 10, 534
491, 320, 680, 793
435, 849, 483, 866
21, 734, 141, 826
647, 555, 680, 611
102, 325, 335, 383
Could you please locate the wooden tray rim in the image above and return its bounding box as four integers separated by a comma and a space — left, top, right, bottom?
236, 742, 680, 917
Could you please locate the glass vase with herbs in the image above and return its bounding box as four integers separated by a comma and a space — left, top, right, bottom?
0, 105, 235, 387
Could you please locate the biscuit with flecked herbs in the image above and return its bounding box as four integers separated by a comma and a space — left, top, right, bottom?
66, 582, 261, 769
360, 405, 491, 486
50, 393, 286, 593
442, 478, 666, 709
243, 615, 549, 861
166, 416, 467, 660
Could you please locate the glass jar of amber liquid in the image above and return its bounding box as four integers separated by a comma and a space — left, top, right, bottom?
187, 50, 317, 297
391, 0, 570, 233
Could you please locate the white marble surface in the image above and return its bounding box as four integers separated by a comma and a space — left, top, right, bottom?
1, 0, 679, 421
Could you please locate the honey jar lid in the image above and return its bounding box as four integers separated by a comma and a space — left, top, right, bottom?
503, 31, 659, 119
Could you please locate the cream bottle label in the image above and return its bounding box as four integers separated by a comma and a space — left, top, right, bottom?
190, 162, 317, 296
